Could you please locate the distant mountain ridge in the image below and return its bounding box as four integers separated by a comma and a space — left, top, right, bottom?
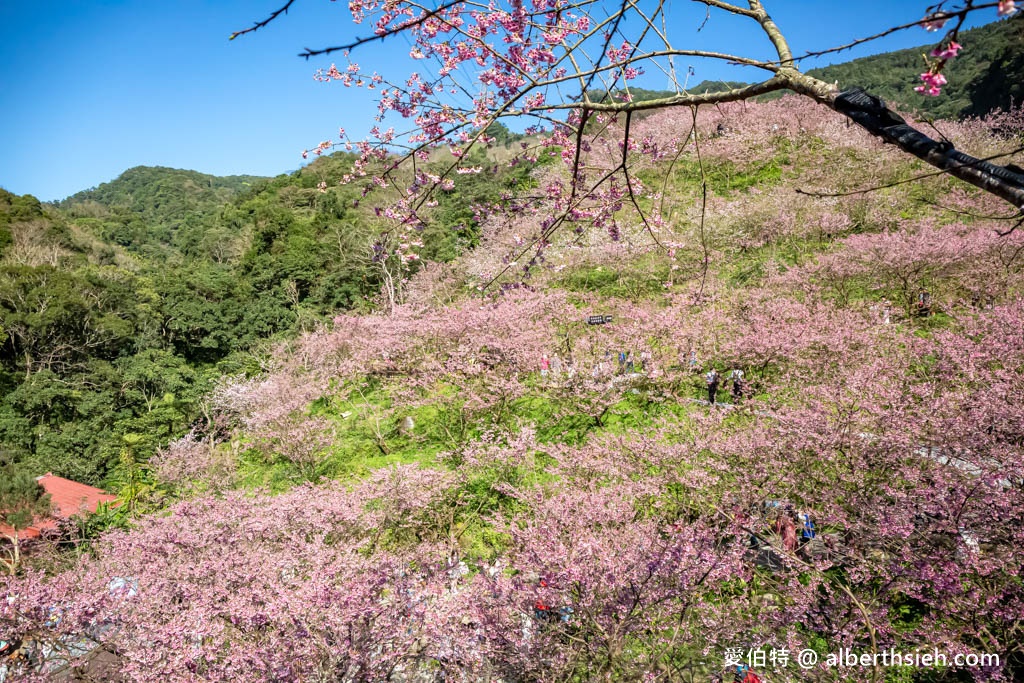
593, 15, 1022, 120
60, 166, 267, 222
807, 13, 1023, 119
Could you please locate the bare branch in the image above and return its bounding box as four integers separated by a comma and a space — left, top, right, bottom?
229, 0, 296, 41
621, 111, 667, 248
785, 1, 1000, 64
692, 0, 758, 19
559, 76, 789, 113
297, 0, 469, 58
690, 106, 711, 303
796, 143, 1024, 200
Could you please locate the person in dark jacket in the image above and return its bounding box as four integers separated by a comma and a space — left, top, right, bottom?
706, 368, 720, 404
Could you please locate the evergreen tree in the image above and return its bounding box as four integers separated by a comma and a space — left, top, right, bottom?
0, 464, 52, 573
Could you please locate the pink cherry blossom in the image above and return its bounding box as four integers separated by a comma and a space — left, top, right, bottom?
930, 40, 963, 60
915, 70, 948, 96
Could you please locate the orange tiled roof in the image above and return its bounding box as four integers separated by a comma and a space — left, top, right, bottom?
0, 473, 118, 540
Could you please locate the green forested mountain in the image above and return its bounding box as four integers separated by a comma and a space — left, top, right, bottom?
1, 14, 1018, 494
0, 152, 535, 489
596, 16, 1022, 119
59, 166, 267, 259
61, 166, 263, 223
807, 13, 1024, 119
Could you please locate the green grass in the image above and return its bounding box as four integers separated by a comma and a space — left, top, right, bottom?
233, 367, 721, 494
556, 254, 672, 300
639, 149, 790, 198
719, 234, 824, 287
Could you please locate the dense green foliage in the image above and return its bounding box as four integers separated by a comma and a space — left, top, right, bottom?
808, 14, 1024, 119
0, 466, 51, 535
596, 17, 1023, 120
0, 152, 535, 488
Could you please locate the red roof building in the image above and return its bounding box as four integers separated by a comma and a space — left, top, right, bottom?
0, 473, 118, 540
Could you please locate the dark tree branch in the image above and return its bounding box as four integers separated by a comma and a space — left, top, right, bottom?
621, 111, 667, 249
297, 1, 486, 59
580, 0, 631, 97
229, 0, 296, 41
996, 215, 1024, 236
691, 105, 711, 304
781, 1, 1000, 64
829, 87, 1024, 209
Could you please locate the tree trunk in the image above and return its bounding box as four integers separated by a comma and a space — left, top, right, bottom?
834, 87, 1024, 209
2, 532, 20, 575
788, 74, 1024, 210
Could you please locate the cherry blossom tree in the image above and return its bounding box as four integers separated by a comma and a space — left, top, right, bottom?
4, 298, 1024, 680
6, 13, 1024, 677
232, 0, 1023, 264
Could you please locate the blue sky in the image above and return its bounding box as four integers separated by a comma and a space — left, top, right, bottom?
0, 1, 994, 201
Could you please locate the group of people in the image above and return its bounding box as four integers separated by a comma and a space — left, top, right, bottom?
771, 506, 816, 552
710, 664, 763, 683
532, 601, 574, 625
747, 501, 820, 568
869, 291, 942, 325
531, 577, 574, 627
539, 349, 753, 408
704, 367, 746, 405
538, 349, 655, 382
733, 665, 762, 683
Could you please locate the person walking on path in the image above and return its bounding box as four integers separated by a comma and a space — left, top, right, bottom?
705, 368, 720, 405
730, 368, 745, 403
640, 349, 651, 373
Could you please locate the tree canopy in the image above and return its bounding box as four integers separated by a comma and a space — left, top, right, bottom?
235, 0, 1024, 239
1, 4, 1023, 680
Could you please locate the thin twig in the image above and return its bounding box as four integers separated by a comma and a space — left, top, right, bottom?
796, 144, 1024, 199
690, 106, 710, 304
779, 1, 999, 64
229, 0, 296, 41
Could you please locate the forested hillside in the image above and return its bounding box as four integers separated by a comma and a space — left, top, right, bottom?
808, 12, 1024, 119
62, 166, 263, 222
0, 152, 535, 489
59, 167, 265, 260
4, 95, 1023, 681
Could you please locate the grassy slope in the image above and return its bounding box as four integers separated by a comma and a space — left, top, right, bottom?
221, 100, 1024, 493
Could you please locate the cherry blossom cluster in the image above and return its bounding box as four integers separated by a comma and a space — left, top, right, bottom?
5, 286, 1023, 680
918, 1, 1017, 96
